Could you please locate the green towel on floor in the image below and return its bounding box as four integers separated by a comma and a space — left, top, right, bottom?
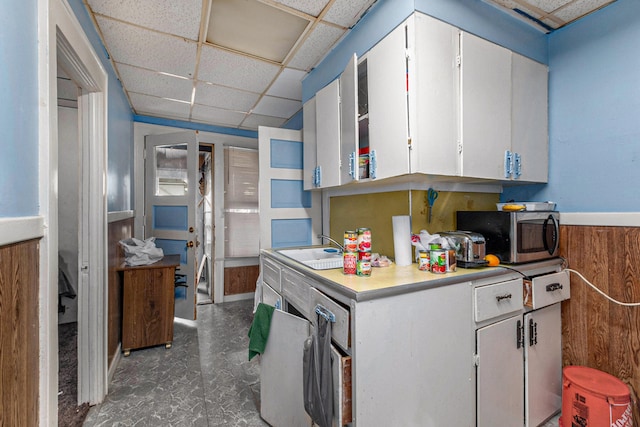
248, 303, 275, 361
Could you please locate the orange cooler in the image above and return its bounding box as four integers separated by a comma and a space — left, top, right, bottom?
560, 366, 632, 427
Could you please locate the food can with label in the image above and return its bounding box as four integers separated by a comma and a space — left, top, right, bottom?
356, 259, 372, 276
343, 252, 357, 275
344, 231, 357, 253
430, 249, 447, 274
418, 250, 430, 271
357, 228, 372, 252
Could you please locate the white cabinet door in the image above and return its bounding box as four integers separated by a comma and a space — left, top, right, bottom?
524, 304, 562, 426
340, 53, 359, 185
367, 19, 410, 180
477, 315, 524, 427
412, 12, 459, 177
302, 97, 317, 190
260, 309, 312, 426
315, 79, 341, 188
459, 32, 512, 180
512, 53, 549, 183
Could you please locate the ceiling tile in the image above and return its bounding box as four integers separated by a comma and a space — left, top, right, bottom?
191, 104, 247, 127
194, 82, 260, 111
553, 0, 616, 22
129, 93, 191, 119
87, 0, 202, 40
198, 45, 281, 93
95, 16, 197, 78
266, 68, 306, 100
241, 113, 287, 129
287, 22, 346, 71
271, 0, 330, 16
252, 96, 301, 118
117, 63, 194, 102
528, 0, 573, 13
323, 0, 376, 27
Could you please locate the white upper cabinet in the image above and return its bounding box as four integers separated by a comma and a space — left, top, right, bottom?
511, 53, 549, 183
314, 79, 341, 188
459, 31, 512, 181
411, 13, 459, 176
367, 18, 411, 180
340, 53, 359, 185
302, 97, 317, 191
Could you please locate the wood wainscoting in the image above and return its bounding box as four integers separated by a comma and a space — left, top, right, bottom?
224, 265, 259, 296
560, 225, 640, 424
108, 217, 134, 368
0, 239, 40, 425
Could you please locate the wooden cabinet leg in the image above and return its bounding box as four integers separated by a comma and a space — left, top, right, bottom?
165, 342, 172, 349
123, 349, 131, 357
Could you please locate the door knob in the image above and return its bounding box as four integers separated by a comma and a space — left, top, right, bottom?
189, 226, 195, 233
187, 241, 194, 248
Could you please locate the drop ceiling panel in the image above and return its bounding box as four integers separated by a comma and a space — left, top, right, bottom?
192, 104, 247, 127
272, 0, 330, 17
117, 63, 194, 102
129, 93, 191, 119
198, 45, 281, 93
266, 68, 306, 100
553, 0, 615, 22
87, 0, 202, 40
194, 82, 260, 111
207, 0, 310, 63
95, 16, 197, 78
323, 0, 376, 27
287, 22, 346, 71
531, 0, 573, 12
241, 113, 287, 129
253, 95, 302, 118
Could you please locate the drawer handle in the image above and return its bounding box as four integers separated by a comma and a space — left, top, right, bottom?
496, 293, 512, 302
546, 283, 563, 292
315, 304, 336, 323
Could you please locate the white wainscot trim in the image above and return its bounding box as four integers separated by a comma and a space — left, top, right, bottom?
108, 210, 135, 223
560, 212, 640, 227
0, 216, 45, 246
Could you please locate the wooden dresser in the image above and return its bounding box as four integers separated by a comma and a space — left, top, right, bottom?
118, 254, 180, 356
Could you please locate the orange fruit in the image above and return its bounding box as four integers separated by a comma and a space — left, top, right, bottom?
484, 254, 500, 267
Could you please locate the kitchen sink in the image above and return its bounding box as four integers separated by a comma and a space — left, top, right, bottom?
277, 247, 343, 270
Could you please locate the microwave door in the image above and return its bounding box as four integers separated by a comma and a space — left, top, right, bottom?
542, 214, 559, 256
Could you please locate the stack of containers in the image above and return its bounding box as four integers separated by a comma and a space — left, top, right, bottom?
356, 228, 372, 276
343, 231, 357, 275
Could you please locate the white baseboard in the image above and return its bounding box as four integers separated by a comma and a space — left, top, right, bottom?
221, 292, 254, 303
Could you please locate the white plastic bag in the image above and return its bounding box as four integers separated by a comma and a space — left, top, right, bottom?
119, 237, 164, 266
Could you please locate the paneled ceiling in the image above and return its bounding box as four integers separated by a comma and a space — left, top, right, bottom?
80, 0, 617, 131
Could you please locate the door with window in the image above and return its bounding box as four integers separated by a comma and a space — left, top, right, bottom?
145, 131, 198, 320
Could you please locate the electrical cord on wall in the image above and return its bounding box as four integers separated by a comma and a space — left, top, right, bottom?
564, 268, 640, 307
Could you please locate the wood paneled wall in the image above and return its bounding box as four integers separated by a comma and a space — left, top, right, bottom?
560, 225, 640, 424
224, 265, 259, 296
0, 239, 40, 425
108, 218, 134, 368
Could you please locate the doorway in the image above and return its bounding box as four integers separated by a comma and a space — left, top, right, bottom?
197, 144, 214, 305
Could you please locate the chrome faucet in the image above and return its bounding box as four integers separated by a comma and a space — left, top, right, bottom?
317, 234, 344, 252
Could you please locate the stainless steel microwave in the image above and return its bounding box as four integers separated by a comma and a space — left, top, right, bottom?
456, 211, 559, 264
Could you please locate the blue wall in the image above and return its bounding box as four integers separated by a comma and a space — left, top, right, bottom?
0, 1, 39, 217
68, 0, 134, 212
503, 0, 639, 212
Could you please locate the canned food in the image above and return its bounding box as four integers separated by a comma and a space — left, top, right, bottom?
344, 231, 357, 253
430, 249, 447, 274
358, 251, 372, 261
343, 252, 357, 275
356, 260, 372, 276
357, 228, 372, 252
418, 250, 430, 271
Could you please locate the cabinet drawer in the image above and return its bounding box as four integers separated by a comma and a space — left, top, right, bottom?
331, 346, 352, 426
475, 278, 524, 323
262, 283, 282, 309
309, 287, 350, 352
281, 269, 312, 319
262, 257, 281, 292
524, 270, 570, 309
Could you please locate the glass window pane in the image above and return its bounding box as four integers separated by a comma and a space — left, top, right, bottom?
155, 144, 188, 196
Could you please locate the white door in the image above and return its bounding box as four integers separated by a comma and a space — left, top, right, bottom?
460, 31, 512, 180
258, 127, 322, 250
145, 131, 198, 320
477, 315, 524, 427
524, 304, 562, 426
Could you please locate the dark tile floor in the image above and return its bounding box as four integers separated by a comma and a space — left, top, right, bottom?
83, 299, 267, 426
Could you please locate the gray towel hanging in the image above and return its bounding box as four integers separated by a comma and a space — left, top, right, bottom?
303, 311, 333, 427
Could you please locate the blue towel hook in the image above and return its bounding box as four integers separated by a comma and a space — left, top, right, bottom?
315, 304, 336, 323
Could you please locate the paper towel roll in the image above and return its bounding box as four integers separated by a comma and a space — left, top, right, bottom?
392, 215, 412, 266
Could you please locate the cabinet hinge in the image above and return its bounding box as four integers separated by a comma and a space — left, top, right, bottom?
407, 137, 412, 147
456, 55, 461, 67
457, 141, 463, 154
473, 354, 480, 367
